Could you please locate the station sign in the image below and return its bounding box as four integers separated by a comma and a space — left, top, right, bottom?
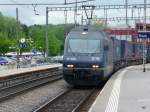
138, 31, 150, 39
19, 43, 27, 48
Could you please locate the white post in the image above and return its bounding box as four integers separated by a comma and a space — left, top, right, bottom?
16, 8, 20, 68
143, 0, 147, 72
45, 7, 49, 58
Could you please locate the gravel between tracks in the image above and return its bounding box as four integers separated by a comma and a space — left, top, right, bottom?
0, 80, 70, 112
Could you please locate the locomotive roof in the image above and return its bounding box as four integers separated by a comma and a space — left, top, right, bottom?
70, 25, 101, 32
67, 25, 110, 41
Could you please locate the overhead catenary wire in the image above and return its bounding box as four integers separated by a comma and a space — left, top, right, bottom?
6, 0, 95, 17
8, 0, 40, 15
0, 0, 95, 5
2, 0, 149, 26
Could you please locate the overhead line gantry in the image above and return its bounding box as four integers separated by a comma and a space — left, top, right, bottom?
93, 16, 150, 21
0, 0, 94, 6
46, 4, 150, 11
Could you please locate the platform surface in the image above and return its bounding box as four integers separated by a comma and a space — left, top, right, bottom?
0, 64, 62, 78
89, 64, 150, 112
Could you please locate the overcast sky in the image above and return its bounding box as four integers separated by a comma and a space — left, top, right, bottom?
0, 0, 149, 27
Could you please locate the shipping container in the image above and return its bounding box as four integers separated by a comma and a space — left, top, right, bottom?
111, 37, 120, 62
133, 43, 143, 60
147, 46, 150, 62
120, 40, 133, 61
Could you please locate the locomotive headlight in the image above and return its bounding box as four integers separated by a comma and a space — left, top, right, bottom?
82, 31, 88, 35
92, 65, 99, 68
67, 64, 74, 68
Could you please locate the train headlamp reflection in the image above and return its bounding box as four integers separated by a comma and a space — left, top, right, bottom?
92, 65, 99, 68
67, 64, 74, 68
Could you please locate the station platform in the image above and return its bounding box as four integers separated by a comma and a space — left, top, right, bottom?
0, 63, 62, 79
89, 64, 150, 112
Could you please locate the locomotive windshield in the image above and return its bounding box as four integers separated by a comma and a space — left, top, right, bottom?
67, 39, 101, 53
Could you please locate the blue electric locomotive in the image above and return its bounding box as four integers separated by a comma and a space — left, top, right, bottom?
63, 26, 114, 86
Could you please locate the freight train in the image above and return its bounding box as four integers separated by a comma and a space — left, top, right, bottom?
63, 25, 146, 86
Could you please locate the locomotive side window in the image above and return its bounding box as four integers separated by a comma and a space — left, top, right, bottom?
104, 45, 109, 51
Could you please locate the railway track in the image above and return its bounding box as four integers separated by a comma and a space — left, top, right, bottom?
33, 88, 96, 112
0, 69, 62, 102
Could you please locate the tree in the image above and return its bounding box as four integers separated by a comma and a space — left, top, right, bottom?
48, 32, 61, 56
0, 11, 66, 55
0, 32, 10, 55
21, 24, 29, 37
29, 25, 63, 56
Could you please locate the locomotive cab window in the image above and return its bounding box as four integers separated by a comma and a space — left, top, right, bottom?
67, 38, 101, 54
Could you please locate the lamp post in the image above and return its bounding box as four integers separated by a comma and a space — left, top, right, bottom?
125, 0, 128, 65
45, 7, 49, 58
16, 8, 20, 68
143, 0, 147, 72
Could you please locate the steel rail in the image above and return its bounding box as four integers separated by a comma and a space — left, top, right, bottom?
33, 88, 96, 112
0, 70, 61, 91
0, 72, 62, 102
0, 68, 61, 90
33, 88, 72, 112
72, 89, 95, 112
